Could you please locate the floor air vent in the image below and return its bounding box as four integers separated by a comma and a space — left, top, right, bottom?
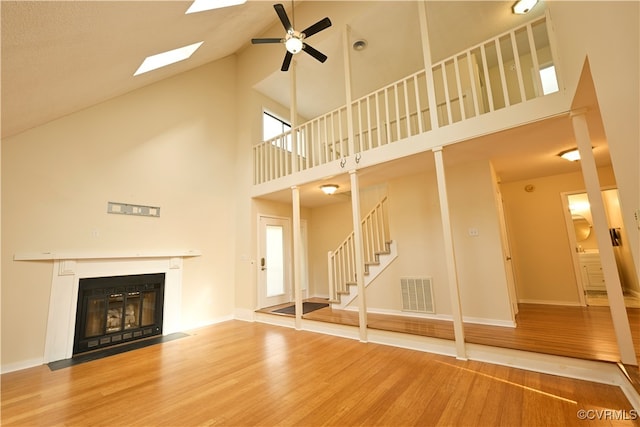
401, 277, 434, 313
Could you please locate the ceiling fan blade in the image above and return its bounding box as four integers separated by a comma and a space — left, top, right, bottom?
281, 51, 293, 72
251, 38, 283, 44
251, 38, 282, 44
301, 17, 332, 38
302, 43, 327, 63
274, 4, 293, 33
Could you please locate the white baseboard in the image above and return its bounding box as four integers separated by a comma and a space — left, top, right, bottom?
1, 357, 44, 374
518, 298, 582, 306
234, 308, 257, 322
462, 315, 516, 328
183, 314, 235, 332
345, 306, 515, 328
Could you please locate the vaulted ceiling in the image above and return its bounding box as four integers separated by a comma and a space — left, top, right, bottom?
1, 0, 544, 139
2, 0, 610, 203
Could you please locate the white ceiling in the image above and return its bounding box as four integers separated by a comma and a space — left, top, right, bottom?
2, 0, 610, 208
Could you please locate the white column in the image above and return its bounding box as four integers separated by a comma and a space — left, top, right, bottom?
342, 24, 356, 156
571, 110, 637, 366
290, 60, 298, 172
349, 170, 368, 342
433, 147, 466, 359
417, 1, 439, 129
291, 185, 303, 330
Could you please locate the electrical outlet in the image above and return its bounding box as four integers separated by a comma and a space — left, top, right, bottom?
468, 227, 479, 237
635, 209, 640, 230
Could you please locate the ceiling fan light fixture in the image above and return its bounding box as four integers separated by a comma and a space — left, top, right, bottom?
285, 36, 303, 54
321, 184, 339, 195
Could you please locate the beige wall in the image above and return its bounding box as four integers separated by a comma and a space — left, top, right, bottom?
548, 1, 640, 283
501, 167, 616, 304
306, 159, 513, 325
1, 59, 239, 368
363, 170, 452, 316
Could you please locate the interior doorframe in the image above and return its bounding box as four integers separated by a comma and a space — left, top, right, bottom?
257, 214, 293, 309
560, 190, 589, 306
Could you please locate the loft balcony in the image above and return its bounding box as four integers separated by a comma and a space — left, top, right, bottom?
251, 12, 569, 197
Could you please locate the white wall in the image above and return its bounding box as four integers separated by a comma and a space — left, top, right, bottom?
1, 59, 239, 368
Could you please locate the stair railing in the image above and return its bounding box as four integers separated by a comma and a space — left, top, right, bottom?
328, 196, 389, 302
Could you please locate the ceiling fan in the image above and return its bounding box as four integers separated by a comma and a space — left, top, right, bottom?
251, 3, 332, 72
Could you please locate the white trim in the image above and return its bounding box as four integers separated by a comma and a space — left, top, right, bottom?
44, 256, 185, 364
368, 328, 458, 358
518, 298, 582, 306
184, 314, 235, 332
1, 358, 44, 374
14, 249, 201, 261
345, 306, 516, 328
234, 308, 257, 322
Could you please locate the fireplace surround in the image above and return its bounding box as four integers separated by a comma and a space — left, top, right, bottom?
14, 250, 200, 364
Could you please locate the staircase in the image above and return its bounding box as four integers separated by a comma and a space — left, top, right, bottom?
328, 196, 398, 309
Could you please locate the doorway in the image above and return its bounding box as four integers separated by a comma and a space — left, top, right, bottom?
258, 216, 292, 309
562, 189, 640, 308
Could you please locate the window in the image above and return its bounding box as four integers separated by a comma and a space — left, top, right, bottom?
539, 65, 559, 95
263, 111, 291, 141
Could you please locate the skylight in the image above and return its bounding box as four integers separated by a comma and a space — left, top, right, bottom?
186, 0, 247, 14
134, 42, 203, 76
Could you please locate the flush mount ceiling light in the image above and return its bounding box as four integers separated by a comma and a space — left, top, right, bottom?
558, 148, 581, 162
512, 0, 538, 14
134, 41, 203, 76
186, 0, 247, 14
321, 184, 339, 195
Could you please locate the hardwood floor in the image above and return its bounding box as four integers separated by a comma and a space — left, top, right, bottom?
303, 303, 640, 364
2, 320, 638, 426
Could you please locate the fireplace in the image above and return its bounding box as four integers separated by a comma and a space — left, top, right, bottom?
73, 273, 165, 354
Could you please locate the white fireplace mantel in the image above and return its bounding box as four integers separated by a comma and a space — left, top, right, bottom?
14, 249, 201, 261
16, 250, 201, 364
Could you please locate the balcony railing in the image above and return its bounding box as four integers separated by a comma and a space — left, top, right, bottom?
253, 13, 557, 185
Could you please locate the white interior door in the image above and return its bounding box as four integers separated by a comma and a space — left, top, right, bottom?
495, 188, 519, 318
259, 216, 292, 308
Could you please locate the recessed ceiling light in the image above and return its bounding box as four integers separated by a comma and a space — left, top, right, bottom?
134, 42, 203, 76
186, 0, 247, 14
353, 40, 367, 51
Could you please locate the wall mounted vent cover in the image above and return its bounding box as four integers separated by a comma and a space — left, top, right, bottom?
401, 277, 434, 313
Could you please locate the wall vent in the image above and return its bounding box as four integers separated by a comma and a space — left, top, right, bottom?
401, 277, 434, 313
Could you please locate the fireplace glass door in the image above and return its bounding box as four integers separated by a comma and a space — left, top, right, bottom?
74, 273, 165, 354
